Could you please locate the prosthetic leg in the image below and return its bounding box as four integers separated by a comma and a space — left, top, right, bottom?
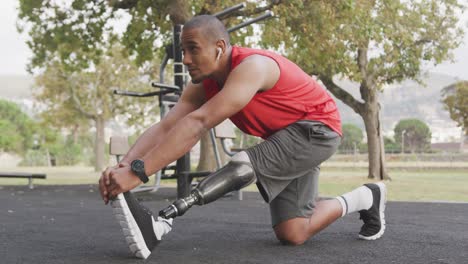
159, 152, 255, 219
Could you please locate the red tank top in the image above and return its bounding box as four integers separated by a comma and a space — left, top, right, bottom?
202, 46, 342, 139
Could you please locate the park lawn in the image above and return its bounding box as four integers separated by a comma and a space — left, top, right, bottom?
0, 166, 467, 203
316, 168, 468, 202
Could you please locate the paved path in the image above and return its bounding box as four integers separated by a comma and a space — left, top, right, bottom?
1, 185, 467, 264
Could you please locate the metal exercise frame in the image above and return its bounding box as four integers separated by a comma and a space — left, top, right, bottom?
114, 3, 273, 198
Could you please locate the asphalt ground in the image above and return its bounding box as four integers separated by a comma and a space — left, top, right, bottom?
1, 184, 467, 264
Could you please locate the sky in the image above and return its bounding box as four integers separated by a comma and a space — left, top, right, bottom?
1, 0, 467, 80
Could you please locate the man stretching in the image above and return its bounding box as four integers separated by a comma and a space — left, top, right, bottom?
99, 15, 386, 259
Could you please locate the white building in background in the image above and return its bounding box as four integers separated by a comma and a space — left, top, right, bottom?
429, 119, 463, 143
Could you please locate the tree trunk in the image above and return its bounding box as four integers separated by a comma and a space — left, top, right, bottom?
46, 149, 51, 167
320, 76, 389, 180
72, 124, 79, 144
460, 129, 465, 153
362, 98, 389, 180
197, 131, 229, 172
168, 0, 191, 24
94, 116, 106, 172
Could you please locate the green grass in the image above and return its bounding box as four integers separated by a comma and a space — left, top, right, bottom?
317, 168, 468, 202
1, 166, 467, 203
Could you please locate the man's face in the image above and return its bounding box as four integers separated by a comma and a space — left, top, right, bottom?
181, 27, 218, 84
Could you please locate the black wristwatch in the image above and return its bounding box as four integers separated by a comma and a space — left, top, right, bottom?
130, 159, 149, 183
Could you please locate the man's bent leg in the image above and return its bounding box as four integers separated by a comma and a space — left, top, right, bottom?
159, 152, 255, 219
274, 199, 342, 245
274, 182, 387, 245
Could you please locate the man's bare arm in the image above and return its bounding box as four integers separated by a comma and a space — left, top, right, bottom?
140, 56, 280, 176
120, 83, 205, 165
99, 82, 205, 203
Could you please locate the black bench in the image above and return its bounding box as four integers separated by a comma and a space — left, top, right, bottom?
0, 172, 47, 189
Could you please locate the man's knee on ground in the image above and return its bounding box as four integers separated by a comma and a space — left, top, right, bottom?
274, 219, 309, 246
275, 230, 307, 246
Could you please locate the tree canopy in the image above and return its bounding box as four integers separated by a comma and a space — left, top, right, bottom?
442, 81, 468, 135
18, 0, 466, 177
34, 42, 160, 170
17, 0, 273, 72
259, 0, 465, 178
17, 0, 280, 170
0, 99, 36, 154
339, 123, 364, 153
394, 118, 432, 153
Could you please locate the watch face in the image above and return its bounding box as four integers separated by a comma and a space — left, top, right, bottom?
132, 159, 145, 172
131, 159, 149, 183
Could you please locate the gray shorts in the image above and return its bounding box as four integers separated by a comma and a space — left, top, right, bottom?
245, 120, 341, 227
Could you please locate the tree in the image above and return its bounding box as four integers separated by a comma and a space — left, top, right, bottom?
442, 81, 468, 151
394, 119, 431, 153
0, 120, 24, 153
35, 43, 159, 171
19, 1, 465, 178
383, 136, 399, 154
339, 124, 363, 154
17, 0, 276, 72
260, 0, 465, 179
25, 126, 93, 166
17, 0, 281, 171
0, 99, 36, 153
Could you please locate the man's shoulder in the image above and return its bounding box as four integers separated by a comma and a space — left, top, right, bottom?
233, 46, 281, 66
234, 46, 276, 56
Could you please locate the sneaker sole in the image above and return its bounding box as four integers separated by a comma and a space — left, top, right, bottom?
359, 182, 387, 240
111, 193, 151, 259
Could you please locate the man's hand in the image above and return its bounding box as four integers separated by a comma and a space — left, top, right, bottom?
99, 162, 141, 204
100, 164, 119, 204
106, 166, 143, 200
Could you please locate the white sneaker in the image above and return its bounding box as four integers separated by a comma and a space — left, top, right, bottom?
111, 192, 172, 259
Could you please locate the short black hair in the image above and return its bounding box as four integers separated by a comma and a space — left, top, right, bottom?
183, 15, 230, 45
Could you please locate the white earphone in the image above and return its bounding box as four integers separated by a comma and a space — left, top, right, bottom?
216, 47, 223, 61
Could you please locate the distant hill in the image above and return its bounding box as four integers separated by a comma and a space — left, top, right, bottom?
380, 73, 458, 129
331, 72, 462, 141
